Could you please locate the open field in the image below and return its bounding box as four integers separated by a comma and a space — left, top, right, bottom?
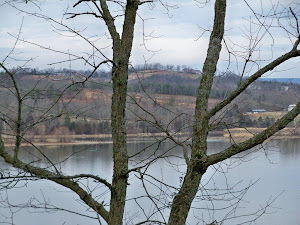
249, 111, 287, 120
128, 70, 201, 81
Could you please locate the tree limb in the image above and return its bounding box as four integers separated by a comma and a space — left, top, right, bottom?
208, 42, 300, 119
99, 0, 121, 44
206, 102, 300, 166
65, 12, 103, 19
0, 138, 110, 222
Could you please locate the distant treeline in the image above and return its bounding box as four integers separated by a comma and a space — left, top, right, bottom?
7, 63, 199, 77
7, 67, 111, 80
22, 114, 281, 136
129, 63, 200, 73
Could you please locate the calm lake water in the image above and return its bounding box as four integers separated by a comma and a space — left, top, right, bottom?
1, 138, 300, 225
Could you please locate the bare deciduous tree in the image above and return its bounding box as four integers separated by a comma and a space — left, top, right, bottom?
1, 0, 300, 225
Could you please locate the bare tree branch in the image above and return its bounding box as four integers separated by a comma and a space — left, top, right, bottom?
206, 102, 300, 166
0, 137, 110, 222
209, 42, 300, 119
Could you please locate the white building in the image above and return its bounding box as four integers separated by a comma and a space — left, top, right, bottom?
251, 109, 266, 114
288, 104, 296, 111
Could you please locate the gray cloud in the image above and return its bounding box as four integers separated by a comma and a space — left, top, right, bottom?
0, 0, 299, 78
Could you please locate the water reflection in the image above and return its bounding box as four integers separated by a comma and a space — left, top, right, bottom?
0, 138, 300, 225
277, 138, 300, 160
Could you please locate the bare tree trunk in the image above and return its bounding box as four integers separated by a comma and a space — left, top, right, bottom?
109, 65, 129, 225
168, 0, 227, 224
108, 1, 139, 224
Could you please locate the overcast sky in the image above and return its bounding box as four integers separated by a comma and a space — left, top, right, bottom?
0, 0, 299, 78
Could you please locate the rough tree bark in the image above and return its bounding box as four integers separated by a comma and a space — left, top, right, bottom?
108, 0, 139, 224
168, 0, 227, 224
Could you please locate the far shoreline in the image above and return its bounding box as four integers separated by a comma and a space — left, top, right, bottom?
3, 128, 300, 147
